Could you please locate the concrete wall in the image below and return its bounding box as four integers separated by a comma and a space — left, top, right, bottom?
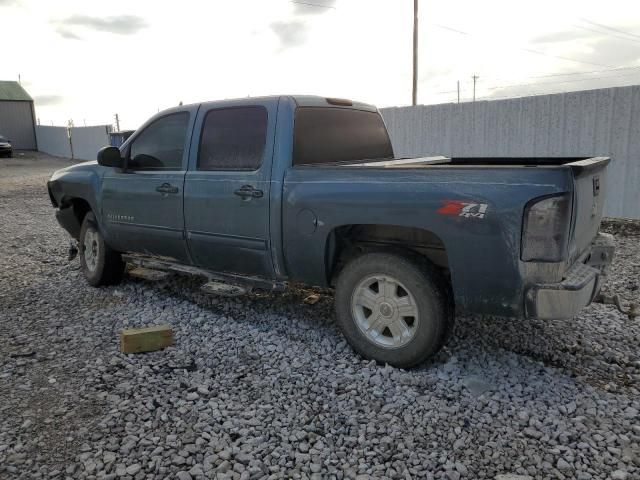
69, 125, 111, 161
37, 125, 112, 161
35, 125, 72, 158
380, 85, 640, 219
0, 100, 37, 149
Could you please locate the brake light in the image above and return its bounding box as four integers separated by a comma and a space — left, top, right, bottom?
325, 97, 353, 106
521, 194, 571, 262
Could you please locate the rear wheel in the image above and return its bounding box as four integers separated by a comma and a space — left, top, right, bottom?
335, 252, 451, 368
79, 212, 125, 286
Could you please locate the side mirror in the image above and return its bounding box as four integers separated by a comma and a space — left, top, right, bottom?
97, 146, 123, 168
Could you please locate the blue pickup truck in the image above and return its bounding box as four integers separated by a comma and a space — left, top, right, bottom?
47, 95, 614, 367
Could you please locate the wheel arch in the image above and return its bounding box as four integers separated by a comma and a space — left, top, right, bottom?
325, 224, 451, 286
58, 197, 94, 239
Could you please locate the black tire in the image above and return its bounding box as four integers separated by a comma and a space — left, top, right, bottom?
79, 212, 125, 286
335, 252, 452, 368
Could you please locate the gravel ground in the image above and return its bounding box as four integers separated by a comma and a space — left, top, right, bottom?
1, 152, 639, 480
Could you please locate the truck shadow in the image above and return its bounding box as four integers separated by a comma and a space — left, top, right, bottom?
451, 310, 636, 393
125, 273, 635, 394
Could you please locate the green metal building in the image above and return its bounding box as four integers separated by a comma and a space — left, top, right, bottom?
0, 81, 37, 150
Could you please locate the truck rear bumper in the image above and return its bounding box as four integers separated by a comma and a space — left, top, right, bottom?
525, 232, 614, 320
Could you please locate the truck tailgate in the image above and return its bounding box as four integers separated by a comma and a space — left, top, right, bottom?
568, 157, 610, 261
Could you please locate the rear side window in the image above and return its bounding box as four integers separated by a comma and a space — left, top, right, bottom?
129, 112, 189, 171
198, 107, 268, 171
293, 107, 394, 166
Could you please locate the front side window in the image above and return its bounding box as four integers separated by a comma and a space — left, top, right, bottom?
198, 107, 268, 171
129, 112, 189, 171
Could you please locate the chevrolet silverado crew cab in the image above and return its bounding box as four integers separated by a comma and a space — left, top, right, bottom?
47, 95, 614, 367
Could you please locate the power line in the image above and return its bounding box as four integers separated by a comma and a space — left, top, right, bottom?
571, 23, 640, 45
484, 69, 640, 92
437, 66, 633, 91
474, 77, 639, 102
580, 18, 640, 41
432, 24, 470, 36
453, 72, 640, 103
432, 23, 612, 68
435, 66, 640, 95
468, 64, 640, 87
502, 65, 640, 81
290, 1, 336, 9
520, 46, 611, 68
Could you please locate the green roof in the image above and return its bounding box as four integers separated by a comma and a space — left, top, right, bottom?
0, 81, 32, 101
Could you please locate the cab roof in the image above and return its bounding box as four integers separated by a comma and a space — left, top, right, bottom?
290, 95, 377, 112
181, 95, 377, 112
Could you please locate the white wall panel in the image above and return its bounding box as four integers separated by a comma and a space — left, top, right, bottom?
380, 85, 640, 219
69, 125, 111, 161
35, 126, 71, 158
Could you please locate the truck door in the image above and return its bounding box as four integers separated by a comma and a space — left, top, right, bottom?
101, 109, 195, 263
183, 98, 278, 277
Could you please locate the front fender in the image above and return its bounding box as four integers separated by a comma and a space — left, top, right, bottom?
48, 162, 106, 237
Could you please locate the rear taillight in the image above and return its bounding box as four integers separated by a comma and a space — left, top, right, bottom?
521, 193, 571, 262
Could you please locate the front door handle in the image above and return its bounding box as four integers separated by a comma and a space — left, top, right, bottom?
156, 183, 179, 194
234, 185, 263, 199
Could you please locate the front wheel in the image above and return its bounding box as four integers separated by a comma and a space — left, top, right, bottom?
79, 212, 125, 286
335, 252, 452, 368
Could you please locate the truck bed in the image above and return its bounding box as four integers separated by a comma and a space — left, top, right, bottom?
283, 155, 610, 317
344, 156, 609, 172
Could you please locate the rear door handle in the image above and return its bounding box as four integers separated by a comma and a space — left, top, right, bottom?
156, 183, 179, 194
234, 185, 263, 199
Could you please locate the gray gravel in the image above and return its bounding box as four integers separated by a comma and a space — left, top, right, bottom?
1, 152, 639, 480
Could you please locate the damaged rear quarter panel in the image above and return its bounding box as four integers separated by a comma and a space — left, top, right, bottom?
282, 165, 572, 317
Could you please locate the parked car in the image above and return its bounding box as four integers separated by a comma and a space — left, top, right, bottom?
47, 95, 614, 367
0, 134, 12, 157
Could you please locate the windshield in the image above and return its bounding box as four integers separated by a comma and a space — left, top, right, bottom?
0, 136, 7, 143
293, 107, 394, 166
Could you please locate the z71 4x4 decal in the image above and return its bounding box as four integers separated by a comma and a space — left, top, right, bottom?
437, 200, 488, 219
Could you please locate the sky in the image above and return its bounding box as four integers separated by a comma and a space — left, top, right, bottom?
2, 0, 640, 130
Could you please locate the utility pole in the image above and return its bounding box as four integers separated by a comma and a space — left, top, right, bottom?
472, 74, 479, 102
457, 81, 460, 104
114, 113, 120, 132
412, 0, 418, 106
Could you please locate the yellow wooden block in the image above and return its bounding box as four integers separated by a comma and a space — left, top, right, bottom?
120, 325, 173, 354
